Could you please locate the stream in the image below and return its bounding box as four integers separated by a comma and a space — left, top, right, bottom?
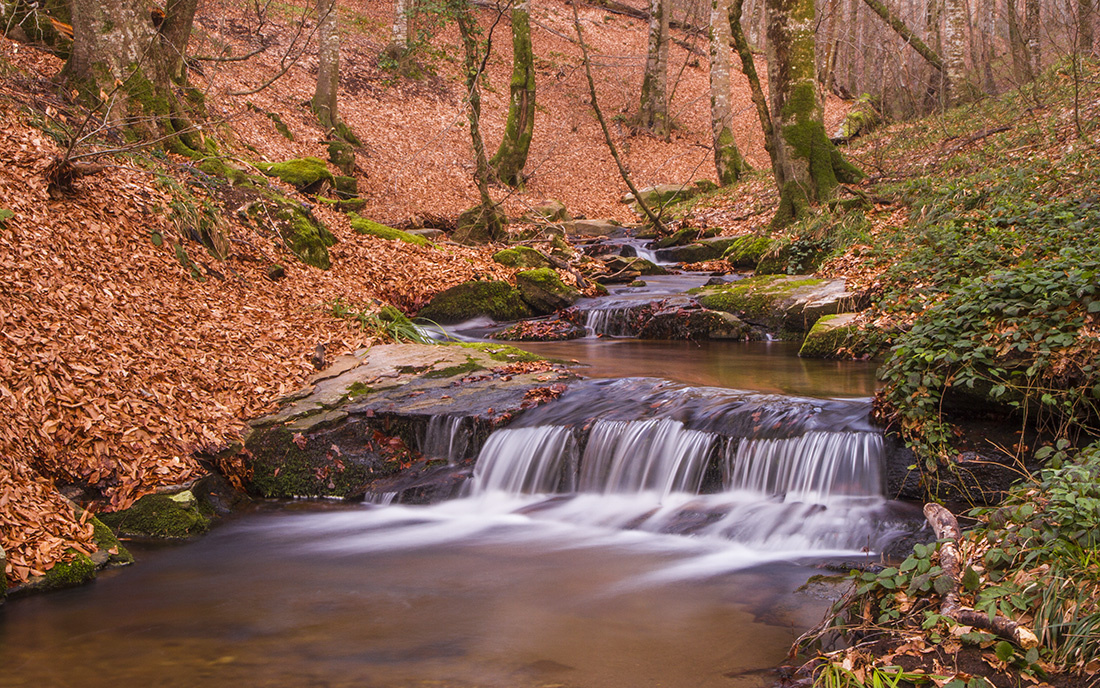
0, 263, 925, 688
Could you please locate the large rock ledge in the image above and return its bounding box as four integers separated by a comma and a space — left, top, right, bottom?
240, 343, 584, 501
693, 274, 865, 336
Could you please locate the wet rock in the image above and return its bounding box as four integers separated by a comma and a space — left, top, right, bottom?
98, 486, 216, 539
239, 343, 584, 500
418, 280, 533, 324
798, 313, 871, 358
516, 268, 582, 314
694, 274, 864, 337
652, 227, 720, 249
655, 236, 741, 264
636, 306, 765, 341
885, 440, 1025, 508
568, 219, 625, 237
365, 462, 474, 504
599, 255, 668, 283
492, 308, 588, 341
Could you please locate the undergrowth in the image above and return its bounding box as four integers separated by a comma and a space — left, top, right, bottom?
326, 298, 436, 344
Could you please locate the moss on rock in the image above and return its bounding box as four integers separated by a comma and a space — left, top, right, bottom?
515, 268, 581, 314
492, 246, 552, 269
723, 235, 783, 269
798, 313, 869, 358
349, 215, 430, 246
256, 157, 334, 190
39, 551, 96, 591
98, 492, 214, 539
417, 281, 533, 324
91, 515, 134, 566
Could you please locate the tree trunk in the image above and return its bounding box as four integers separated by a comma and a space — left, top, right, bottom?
1081, 0, 1095, 54
764, 0, 863, 227
729, 0, 780, 184
638, 0, 670, 136
709, 0, 746, 185
943, 0, 968, 104
1025, 0, 1040, 77
860, 0, 944, 70
1006, 0, 1029, 81
456, 0, 505, 241
392, 0, 410, 48
313, 0, 340, 132
64, 0, 202, 153
978, 0, 995, 92
490, 0, 536, 188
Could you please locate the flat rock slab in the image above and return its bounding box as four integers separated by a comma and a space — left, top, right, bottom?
694, 275, 864, 335
567, 219, 627, 237
242, 343, 583, 500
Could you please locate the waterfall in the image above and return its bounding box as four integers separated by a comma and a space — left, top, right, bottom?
578, 419, 715, 496
584, 307, 643, 337
419, 415, 469, 463
470, 425, 578, 494
727, 432, 884, 501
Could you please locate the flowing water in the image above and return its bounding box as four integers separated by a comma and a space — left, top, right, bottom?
0, 268, 923, 688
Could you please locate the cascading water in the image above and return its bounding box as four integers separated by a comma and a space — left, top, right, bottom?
418, 414, 470, 463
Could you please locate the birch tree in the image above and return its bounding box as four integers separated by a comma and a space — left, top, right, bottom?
313, 0, 340, 131
764, 0, 863, 226
638, 0, 670, 136
709, 0, 747, 185
489, 0, 536, 187
1025, 0, 1041, 77
942, 0, 967, 104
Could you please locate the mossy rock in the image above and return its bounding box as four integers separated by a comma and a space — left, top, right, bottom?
333, 175, 358, 199
243, 424, 378, 499
515, 268, 581, 315
90, 515, 134, 567
276, 202, 337, 269
723, 235, 783, 269
602, 255, 668, 276
798, 313, 870, 358
693, 274, 857, 336
98, 492, 214, 539
492, 246, 552, 269
327, 140, 356, 175
349, 214, 430, 246
657, 237, 741, 264
452, 205, 507, 244
654, 227, 720, 249
256, 157, 334, 191
418, 280, 533, 324
38, 551, 97, 591
524, 200, 571, 224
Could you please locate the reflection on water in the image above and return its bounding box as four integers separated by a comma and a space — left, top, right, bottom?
0, 504, 845, 688
516, 339, 878, 397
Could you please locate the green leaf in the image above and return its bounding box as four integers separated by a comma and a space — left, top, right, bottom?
962, 566, 981, 592
934, 575, 954, 595
995, 641, 1015, 662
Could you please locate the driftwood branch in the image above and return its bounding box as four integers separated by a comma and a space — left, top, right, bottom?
923, 503, 1039, 649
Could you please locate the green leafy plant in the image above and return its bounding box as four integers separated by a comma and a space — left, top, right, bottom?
327, 298, 436, 344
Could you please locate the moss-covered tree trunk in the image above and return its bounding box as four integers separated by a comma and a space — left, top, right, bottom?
63, 0, 203, 153
1, 0, 74, 55
490, 0, 535, 188
764, 0, 863, 227
313, 0, 340, 131
638, 0, 670, 136
709, 0, 746, 185
456, 1, 505, 242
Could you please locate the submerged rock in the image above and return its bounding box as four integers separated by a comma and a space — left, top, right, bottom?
418, 280, 533, 324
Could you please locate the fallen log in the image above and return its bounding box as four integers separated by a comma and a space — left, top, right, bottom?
923, 503, 1039, 649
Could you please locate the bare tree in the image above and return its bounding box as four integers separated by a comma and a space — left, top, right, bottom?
942, 0, 968, 104
709, 0, 747, 185
639, 0, 671, 136
313, 0, 340, 131
1025, 0, 1041, 76
763, 0, 863, 226
490, 0, 536, 187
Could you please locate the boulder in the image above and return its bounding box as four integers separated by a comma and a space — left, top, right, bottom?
694, 274, 864, 336
567, 219, 625, 237
637, 306, 764, 341
349, 214, 431, 246
452, 205, 507, 244
417, 280, 533, 324
601, 255, 668, 276
515, 268, 581, 314
653, 227, 720, 249
798, 313, 871, 358
524, 199, 571, 224
241, 194, 337, 269
722, 235, 783, 270
655, 236, 742, 264
620, 181, 715, 214
492, 246, 553, 269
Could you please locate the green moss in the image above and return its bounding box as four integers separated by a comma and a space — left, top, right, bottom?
39, 551, 96, 591
417, 281, 533, 324
256, 157, 334, 189
450, 342, 545, 362
349, 215, 430, 246
694, 275, 823, 325
423, 358, 485, 379
345, 381, 374, 398
492, 246, 552, 268
276, 202, 337, 269
97, 493, 213, 539
0, 208, 13, 228
245, 426, 375, 498
797, 314, 866, 358
91, 516, 134, 566
516, 267, 564, 289
327, 140, 356, 175
723, 235, 781, 268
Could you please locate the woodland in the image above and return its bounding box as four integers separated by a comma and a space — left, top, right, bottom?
0, 0, 1098, 684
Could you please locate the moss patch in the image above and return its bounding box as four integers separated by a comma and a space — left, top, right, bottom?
423, 358, 486, 379
515, 268, 580, 314
492, 246, 552, 269
723, 235, 783, 269
256, 157, 334, 190
349, 214, 430, 246
91, 515, 134, 566
450, 342, 545, 362
417, 281, 533, 324
39, 551, 96, 591
98, 493, 214, 539
244, 426, 376, 499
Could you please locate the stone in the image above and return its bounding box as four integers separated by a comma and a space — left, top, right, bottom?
601, 255, 668, 276
492, 308, 588, 341
492, 246, 553, 269
417, 280, 533, 324
406, 228, 446, 240
333, 175, 358, 199
655, 236, 742, 264
349, 214, 431, 246
524, 199, 571, 224
452, 205, 507, 244
798, 313, 867, 358
242, 196, 336, 270
255, 157, 334, 192
515, 268, 581, 314
97, 489, 215, 539
636, 306, 764, 341
567, 219, 625, 237
694, 274, 864, 337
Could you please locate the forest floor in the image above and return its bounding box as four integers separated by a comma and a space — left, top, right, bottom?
1, 1, 1099, 684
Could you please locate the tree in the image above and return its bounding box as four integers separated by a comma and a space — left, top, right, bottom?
313, 0, 341, 132
1025, 0, 1041, 77
489, 0, 536, 188
638, 0, 670, 136
708, 0, 747, 185
763, 0, 863, 226
729, 0, 779, 182
64, 0, 204, 154
942, 0, 968, 104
